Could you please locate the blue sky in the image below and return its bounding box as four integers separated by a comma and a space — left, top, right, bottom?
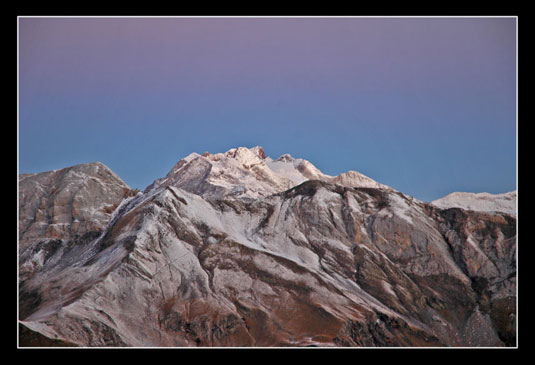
18, 17, 516, 201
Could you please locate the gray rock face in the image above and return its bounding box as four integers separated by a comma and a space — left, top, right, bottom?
19, 162, 135, 249
18, 150, 516, 347
18, 162, 137, 320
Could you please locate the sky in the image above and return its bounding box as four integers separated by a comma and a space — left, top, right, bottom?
18, 17, 517, 202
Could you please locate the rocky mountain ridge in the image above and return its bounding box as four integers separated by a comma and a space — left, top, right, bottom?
18, 147, 517, 347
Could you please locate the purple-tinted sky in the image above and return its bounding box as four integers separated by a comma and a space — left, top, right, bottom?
18, 17, 516, 201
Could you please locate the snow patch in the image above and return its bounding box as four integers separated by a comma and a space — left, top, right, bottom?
431, 190, 516, 216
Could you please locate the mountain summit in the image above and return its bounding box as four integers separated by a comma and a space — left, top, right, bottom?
18, 149, 516, 347
145, 146, 390, 200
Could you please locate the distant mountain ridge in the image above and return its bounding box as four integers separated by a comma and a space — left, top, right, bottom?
431, 190, 516, 216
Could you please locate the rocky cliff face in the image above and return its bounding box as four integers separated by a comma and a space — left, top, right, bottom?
18, 162, 138, 321
19, 162, 135, 249
18, 148, 516, 347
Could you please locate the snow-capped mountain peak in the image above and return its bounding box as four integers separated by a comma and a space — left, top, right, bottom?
145, 146, 390, 199
275, 153, 295, 162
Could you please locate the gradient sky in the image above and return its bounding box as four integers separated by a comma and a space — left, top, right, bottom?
18, 17, 517, 202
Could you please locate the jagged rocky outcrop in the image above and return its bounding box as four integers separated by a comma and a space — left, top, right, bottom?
18, 147, 516, 347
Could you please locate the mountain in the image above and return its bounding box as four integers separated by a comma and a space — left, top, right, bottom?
144, 146, 390, 200
18, 147, 516, 347
431, 191, 517, 216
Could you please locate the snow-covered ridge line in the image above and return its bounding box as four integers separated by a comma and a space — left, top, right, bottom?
431, 190, 517, 216
145, 146, 392, 200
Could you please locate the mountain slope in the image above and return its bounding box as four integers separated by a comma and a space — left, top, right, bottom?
18, 148, 516, 347
18, 162, 138, 319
